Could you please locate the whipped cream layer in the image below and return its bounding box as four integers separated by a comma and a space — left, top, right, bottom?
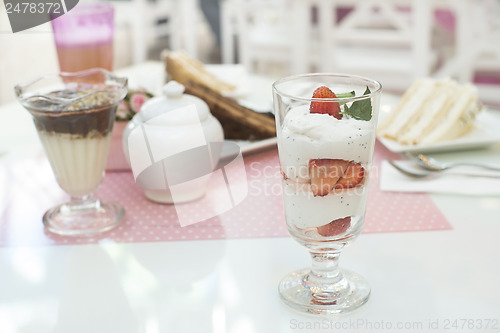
282, 182, 368, 229
279, 105, 374, 182
279, 105, 375, 228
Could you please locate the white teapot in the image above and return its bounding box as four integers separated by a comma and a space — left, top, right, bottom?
122, 81, 224, 204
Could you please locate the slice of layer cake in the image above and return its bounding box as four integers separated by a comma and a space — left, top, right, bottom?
378, 78, 483, 145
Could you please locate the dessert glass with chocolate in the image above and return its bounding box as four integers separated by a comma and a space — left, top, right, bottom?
15, 69, 127, 236
273, 73, 382, 315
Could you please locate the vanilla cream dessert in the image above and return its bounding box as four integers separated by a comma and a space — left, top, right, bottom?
39, 131, 111, 197
279, 104, 376, 238
29, 90, 117, 197
378, 78, 483, 145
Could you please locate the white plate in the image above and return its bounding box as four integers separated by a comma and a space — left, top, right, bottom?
206, 64, 274, 113
377, 95, 500, 153
205, 64, 252, 98
233, 137, 277, 156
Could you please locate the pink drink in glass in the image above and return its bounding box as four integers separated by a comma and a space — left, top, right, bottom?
51, 3, 114, 80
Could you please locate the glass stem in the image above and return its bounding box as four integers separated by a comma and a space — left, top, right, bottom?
308, 251, 343, 285
303, 250, 352, 304
69, 193, 100, 210
71, 193, 94, 202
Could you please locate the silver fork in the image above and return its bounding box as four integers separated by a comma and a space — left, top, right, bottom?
388, 161, 441, 180
388, 160, 500, 180
405, 152, 500, 172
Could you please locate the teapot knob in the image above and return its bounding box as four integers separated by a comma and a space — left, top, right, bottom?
162, 81, 185, 98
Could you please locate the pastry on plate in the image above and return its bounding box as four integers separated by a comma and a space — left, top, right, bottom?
162, 50, 276, 141
162, 50, 236, 95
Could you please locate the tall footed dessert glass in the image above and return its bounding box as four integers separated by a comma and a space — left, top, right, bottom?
273, 73, 382, 315
15, 69, 127, 236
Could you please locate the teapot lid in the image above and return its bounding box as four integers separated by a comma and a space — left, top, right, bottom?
163, 80, 185, 97
138, 81, 210, 125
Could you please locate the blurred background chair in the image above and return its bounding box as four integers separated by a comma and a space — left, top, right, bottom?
2, 0, 500, 105
316, 0, 437, 92
220, 0, 238, 64
110, 0, 201, 64
221, 0, 319, 76
434, 0, 500, 105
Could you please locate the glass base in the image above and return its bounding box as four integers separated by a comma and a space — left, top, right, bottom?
279, 268, 370, 315
43, 199, 124, 236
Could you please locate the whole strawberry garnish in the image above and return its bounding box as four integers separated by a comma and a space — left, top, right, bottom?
335, 162, 365, 189
309, 159, 350, 196
310, 86, 341, 119
317, 217, 351, 237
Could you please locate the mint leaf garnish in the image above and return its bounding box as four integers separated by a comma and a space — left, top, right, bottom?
340, 86, 372, 121
336, 91, 355, 98
336, 90, 355, 106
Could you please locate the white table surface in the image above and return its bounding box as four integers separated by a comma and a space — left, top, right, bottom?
1, 62, 500, 333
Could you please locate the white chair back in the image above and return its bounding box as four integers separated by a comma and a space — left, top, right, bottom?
317, 0, 435, 91
434, 0, 500, 105
436, 0, 500, 80
221, 0, 316, 75
111, 0, 199, 64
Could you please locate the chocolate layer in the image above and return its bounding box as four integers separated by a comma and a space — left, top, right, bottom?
31, 105, 116, 137
26, 90, 118, 137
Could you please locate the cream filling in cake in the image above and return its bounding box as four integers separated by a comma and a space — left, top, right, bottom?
378, 78, 483, 145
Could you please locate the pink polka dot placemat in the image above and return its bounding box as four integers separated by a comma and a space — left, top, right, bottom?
0, 141, 451, 247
